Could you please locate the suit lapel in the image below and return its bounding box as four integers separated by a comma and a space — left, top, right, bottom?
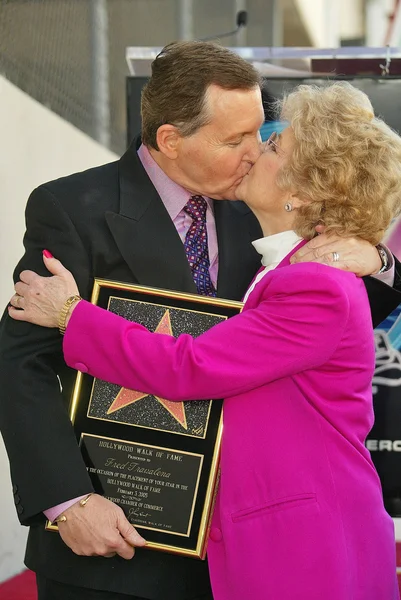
243, 239, 308, 309
276, 239, 308, 269
214, 200, 262, 299
106, 138, 197, 293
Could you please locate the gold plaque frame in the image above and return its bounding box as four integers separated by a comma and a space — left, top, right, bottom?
47, 279, 243, 559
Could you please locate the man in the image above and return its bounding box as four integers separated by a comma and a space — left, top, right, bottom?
0, 41, 399, 600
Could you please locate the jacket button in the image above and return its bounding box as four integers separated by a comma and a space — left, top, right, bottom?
14, 494, 20, 505
209, 527, 222, 542
17, 505, 24, 515
12, 484, 18, 494
75, 362, 89, 373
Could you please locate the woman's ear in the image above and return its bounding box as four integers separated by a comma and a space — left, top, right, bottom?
155, 125, 181, 159
288, 191, 307, 210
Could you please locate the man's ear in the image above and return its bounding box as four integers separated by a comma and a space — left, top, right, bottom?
156, 125, 181, 159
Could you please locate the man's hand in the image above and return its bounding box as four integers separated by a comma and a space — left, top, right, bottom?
291, 231, 381, 277
56, 494, 146, 559
8, 251, 79, 327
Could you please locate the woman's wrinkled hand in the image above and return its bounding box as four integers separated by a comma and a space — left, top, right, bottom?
8, 251, 80, 328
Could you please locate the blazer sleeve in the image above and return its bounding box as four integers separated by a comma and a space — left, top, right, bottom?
0, 186, 94, 524
64, 265, 351, 402
363, 254, 401, 328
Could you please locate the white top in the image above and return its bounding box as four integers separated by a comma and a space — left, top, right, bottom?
243, 230, 302, 303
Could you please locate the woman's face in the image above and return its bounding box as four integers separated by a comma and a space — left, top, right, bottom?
235, 127, 296, 225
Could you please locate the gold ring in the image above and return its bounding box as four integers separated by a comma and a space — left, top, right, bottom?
15, 294, 22, 307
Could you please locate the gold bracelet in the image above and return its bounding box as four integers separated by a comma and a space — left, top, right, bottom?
79, 493, 93, 507
58, 295, 82, 335
53, 493, 93, 524
54, 514, 67, 524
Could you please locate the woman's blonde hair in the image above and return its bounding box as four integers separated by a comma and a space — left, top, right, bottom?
276, 81, 401, 244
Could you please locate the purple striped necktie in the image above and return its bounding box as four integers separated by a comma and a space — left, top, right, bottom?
183, 195, 216, 297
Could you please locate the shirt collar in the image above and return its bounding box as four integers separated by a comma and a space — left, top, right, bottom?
137, 144, 213, 219
252, 230, 302, 268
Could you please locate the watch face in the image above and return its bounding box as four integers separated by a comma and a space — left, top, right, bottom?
378, 246, 388, 270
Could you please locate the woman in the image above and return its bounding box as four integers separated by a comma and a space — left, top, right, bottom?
10, 82, 401, 600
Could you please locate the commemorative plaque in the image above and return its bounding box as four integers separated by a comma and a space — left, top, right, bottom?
47, 279, 243, 558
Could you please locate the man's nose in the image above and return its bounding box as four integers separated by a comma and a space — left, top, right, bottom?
245, 136, 263, 164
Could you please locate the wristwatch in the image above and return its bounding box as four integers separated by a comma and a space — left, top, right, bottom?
376, 243, 389, 274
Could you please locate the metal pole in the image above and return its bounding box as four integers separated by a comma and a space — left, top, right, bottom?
235, 0, 247, 46
324, 0, 340, 47
385, 0, 401, 45
264, 0, 283, 47
90, 0, 110, 148
177, 0, 194, 41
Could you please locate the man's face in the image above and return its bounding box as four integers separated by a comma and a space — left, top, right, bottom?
174, 85, 264, 200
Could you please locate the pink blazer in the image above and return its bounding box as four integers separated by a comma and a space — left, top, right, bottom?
63, 252, 399, 600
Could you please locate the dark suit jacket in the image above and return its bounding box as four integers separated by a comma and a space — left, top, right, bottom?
0, 137, 400, 598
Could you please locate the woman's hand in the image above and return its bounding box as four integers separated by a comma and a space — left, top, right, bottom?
291, 228, 382, 277
8, 250, 80, 328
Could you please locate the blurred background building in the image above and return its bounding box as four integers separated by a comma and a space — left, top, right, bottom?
1, 0, 401, 155
1, 0, 401, 587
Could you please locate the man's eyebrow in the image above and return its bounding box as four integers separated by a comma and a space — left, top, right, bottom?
223, 133, 244, 141
223, 128, 260, 141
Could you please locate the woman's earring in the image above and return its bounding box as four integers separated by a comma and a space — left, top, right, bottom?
284, 202, 293, 212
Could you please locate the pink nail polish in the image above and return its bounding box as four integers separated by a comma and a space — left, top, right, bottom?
43, 249, 53, 259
